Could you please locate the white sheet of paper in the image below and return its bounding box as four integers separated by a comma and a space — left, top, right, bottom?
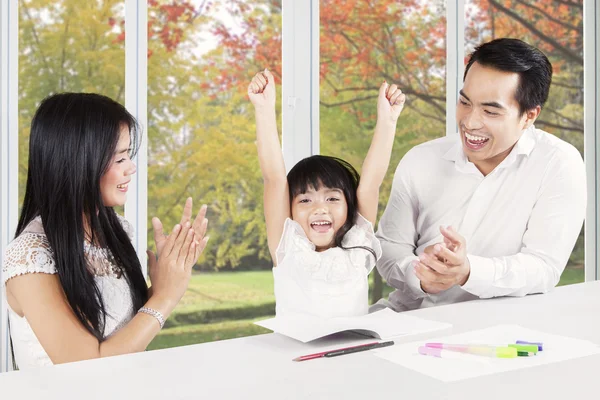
373, 324, 600, 382
254, 308, 452, 343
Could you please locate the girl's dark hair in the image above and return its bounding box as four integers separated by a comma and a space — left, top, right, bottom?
16, 92, 149, 341
287, 155, 376, 260
464, 38, 552, 116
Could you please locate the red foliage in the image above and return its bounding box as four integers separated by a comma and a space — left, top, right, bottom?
110, 0, 198, 52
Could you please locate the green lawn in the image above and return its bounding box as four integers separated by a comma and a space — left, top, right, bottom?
148, 265, 585, 350
148, 318, 271, 350
173, 271, 275, 313
558, 264, 584, 286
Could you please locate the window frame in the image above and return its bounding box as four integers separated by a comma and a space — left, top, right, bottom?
281, 0, 320, 171
124, 0, 149, 277
1, 0, 19, 373
584, 0, 599, 281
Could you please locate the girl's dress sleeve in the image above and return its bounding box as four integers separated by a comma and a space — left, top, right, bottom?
341, 213, 382, 274
275, 218, 315, 266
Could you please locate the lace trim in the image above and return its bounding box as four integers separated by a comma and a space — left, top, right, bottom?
87, 214, 132, 277
2, 233, 57, 283
83, 242, 123, 278
341, 214, 382, 271
116, 214, 134, 241
2, 215, 134, 282
275, 219, 314, 265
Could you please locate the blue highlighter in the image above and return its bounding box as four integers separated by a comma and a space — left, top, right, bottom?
516, 340, 543, 351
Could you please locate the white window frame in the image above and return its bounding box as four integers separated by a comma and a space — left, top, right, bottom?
281, 0, 320, 170
1, 0, 18, 373
124, 0, 148, 277
446, 0, 465, 137
584, 0, 599, 281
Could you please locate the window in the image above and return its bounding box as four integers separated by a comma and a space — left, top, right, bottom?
320, 0, 447, 302
146, 0, 282, 350
18, 0, 126, 204
465, 0, 585, 285
1, 0, 597, 372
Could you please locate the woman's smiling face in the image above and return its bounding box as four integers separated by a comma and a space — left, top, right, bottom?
99, 125, 136, 207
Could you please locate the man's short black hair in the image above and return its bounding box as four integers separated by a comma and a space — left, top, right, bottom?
464, 38, 552, 115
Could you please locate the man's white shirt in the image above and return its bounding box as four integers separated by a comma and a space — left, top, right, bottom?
376, 126, 586, 311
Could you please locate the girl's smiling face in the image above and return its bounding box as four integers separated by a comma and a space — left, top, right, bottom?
291, 185, 348, 251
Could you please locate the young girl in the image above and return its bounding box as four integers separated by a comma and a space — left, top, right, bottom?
248, 70, 405, 318
2, 93, 209, 369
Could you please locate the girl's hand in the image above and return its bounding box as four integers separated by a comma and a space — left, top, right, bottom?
377, 81, 406, 124
248, 69, 276, 110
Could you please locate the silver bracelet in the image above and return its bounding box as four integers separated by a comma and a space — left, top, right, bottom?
138, 307, 166, 329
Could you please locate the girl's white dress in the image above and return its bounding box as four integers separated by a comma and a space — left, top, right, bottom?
273, 214, 382, 318
2, 216, 136, 369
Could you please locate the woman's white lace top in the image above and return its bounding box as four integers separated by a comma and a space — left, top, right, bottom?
273, 213, 382, 318
2, 215, 136, 369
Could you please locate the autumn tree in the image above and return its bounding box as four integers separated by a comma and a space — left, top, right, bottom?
18, 0, 127, 198
18, 0, 584, 289
467, 0, 583, 148
467, 0, 584, 269
211, 0, 584, 299
144, 0, 280, 270
17, 0, 273, 270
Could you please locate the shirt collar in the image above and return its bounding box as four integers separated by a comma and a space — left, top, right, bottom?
442, 125, 537, 173
511, 124, 536, 157
442, 136, 472, 173
495, 124, 537, 170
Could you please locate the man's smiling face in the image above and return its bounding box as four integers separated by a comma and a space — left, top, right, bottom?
456, 62, 535, 175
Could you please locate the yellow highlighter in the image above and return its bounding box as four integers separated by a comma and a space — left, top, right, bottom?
420, 343, 518, 358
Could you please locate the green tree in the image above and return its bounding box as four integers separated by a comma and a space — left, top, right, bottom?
466, 0, 584, 269
18, 0, 275, 270
18, 0, 126, 200
214, 0, 585, 296
143, 1, 282, 270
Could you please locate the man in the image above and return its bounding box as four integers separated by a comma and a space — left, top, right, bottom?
375, 38, 586, 311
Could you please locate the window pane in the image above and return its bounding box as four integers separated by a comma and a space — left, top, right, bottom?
320, 0, 447, 302
146, 0, 281, 350
465, 0, 584, 285
19, 0, 126, 204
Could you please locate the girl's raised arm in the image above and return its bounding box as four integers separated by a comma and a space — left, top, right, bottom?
248, 69, 290, 264
357, 82, 405, 225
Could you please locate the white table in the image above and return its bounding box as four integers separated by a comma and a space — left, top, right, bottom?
1, 281, 599, 400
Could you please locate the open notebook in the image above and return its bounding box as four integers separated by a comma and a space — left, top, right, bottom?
255, 308, 452, 343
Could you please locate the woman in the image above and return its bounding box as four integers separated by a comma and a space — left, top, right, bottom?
2, 92, 209, 369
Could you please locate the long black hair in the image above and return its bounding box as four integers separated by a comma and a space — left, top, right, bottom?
16, 92, 149, 341
287, 155, 376, 259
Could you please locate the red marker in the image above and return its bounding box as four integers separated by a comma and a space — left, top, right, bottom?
293, 341, 394, 362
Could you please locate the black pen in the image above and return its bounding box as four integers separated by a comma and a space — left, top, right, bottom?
324, 340, 394, 358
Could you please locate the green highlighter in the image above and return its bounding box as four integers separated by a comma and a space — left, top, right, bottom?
508, 344, 539, 356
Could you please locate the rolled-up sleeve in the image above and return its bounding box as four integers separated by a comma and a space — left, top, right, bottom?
376, 153, 427, 303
